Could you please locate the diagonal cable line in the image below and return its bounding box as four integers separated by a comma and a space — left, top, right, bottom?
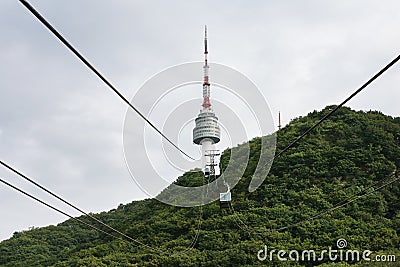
252, 52, 400, 180
231, 52, 400, 234
0, 176, 126, 242
272, 53, 400, 162
0, 160, 165, 254
0, 159, 203, 255
18, 0, 195, 161
17, 0, 202, 254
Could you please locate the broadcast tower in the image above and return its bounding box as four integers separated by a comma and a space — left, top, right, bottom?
193, 26, 221, 171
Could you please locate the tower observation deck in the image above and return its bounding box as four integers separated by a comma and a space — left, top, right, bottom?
193, 26, 221, 168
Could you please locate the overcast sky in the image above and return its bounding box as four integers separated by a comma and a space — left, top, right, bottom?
0, 1, 399, 241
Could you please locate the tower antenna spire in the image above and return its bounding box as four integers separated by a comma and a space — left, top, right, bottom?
202, 25, 211, 109
204, 25, 208, 55
278, 111, 282, 130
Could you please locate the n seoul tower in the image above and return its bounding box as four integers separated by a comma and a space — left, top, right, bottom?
193, 26, 221, 170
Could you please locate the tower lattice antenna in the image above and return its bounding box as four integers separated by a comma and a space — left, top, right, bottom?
202, 25, 211, 110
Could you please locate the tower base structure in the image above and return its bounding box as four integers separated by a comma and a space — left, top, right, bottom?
201, 139, 213, 171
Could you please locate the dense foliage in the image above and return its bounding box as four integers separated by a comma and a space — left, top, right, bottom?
0, 106, 399, 266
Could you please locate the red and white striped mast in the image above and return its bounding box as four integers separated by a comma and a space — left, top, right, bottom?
202, 25, 211, 110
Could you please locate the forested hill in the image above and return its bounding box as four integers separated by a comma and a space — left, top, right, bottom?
0, 106, 399, 266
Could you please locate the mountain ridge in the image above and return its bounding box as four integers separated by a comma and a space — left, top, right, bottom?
0, 105, 399, 266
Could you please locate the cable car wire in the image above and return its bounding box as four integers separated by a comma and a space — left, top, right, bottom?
231, 52, 400, 234
0, 176, 126, 242
17, 0, 203, 254
18, 0, 195, 161
0, 160, 169, 254
0, 159, 204, 255
255, 52, 400, 177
